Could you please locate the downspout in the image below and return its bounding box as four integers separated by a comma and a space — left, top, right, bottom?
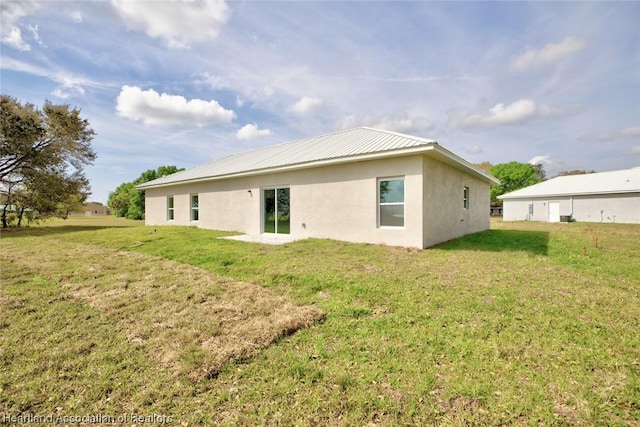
569, 196, 574, 220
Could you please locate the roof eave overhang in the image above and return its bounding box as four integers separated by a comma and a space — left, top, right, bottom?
137, 144, 499, 190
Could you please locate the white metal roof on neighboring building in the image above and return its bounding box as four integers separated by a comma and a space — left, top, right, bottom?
138, 127, 498, 189
499, 167, 640, 199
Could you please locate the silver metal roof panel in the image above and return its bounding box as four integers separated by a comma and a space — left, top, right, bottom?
138, 127, 497, 189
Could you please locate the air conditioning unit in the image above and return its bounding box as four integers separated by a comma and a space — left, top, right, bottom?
560, 215, 572, 222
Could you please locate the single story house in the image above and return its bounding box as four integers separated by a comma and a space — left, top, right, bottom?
499, 167, 640, 223
71, 202, 110, 216
137, 127, 499, 248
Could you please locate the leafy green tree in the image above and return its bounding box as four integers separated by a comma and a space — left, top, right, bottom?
108, 166, 183, 220
490, 161, 546, 204
108, 182, 136, 218
0, 95, 95, 227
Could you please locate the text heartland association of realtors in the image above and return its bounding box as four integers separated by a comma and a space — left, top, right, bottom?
2, 413, 173, 424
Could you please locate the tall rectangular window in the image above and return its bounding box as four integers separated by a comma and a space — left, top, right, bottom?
167, 196, 174, 221
379, 177, 404, 227
463, 186, 470, 209
190, 194, 199, 221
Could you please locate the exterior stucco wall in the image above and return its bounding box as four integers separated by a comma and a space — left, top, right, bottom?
287, 156, 424, 247
145, 155, 425, 248
422, 156, 491, 247
502, 193, 640, 223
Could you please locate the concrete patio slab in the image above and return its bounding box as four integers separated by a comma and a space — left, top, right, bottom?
220, 234, 302, 245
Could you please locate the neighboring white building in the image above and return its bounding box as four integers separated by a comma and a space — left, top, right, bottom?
499, 167, 640, 223
137, 127, 499, 248
70, 202, 110, 216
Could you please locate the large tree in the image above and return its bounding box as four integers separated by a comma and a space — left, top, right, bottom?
108, 166, 183, 220
490, 161, 546, 204
0, 95, 96, 227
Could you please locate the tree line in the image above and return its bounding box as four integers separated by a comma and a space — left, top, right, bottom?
108, 166, 183, 220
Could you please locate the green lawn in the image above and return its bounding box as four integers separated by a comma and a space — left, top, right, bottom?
1, 217, 638, 425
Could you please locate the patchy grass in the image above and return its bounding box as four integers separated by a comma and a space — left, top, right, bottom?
1, 217, 639, 425
1, 236, 324, 382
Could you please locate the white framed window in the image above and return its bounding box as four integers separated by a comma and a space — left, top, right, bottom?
463, 186, 470, 210
190, 194, 199, 221
378, 177, 404, 227
167, 196, 174, 221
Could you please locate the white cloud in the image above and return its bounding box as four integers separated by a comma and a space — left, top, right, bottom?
112, 0, 230, 48
289, 96, 323, 115
116, 85, 236, 127
510, 36, 585, 72
449, 99, 562, 129
71, 11, 84, 23
465, 145, 483, 155
110, 165, 128, 175
236, 123, 272, 140
337, 113, 432, 134
529, 155, 565, 178
26, 24, 45, 48
581, 126, 640, 141
631, 146, 640, 155
198, 72, 226, 90
51, 88, 69, 99
1, 56, 100, 97
2, 27, 30, 51
1, 0, 38, 51
262, 86, 275, 97
621, 127, 640, 137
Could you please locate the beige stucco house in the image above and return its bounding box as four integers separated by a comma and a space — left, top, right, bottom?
137, 127, 499, 248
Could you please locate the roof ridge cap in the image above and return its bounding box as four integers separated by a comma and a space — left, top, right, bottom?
359, 126, 437, 144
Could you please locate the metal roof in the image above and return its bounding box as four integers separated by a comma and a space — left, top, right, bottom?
499, 167, 640, 199
138, 127, 498, 189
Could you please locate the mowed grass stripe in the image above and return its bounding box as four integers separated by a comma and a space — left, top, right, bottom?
1, 237, 325, 380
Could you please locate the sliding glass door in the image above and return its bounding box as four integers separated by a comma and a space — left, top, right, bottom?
263, 187, 290, 234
